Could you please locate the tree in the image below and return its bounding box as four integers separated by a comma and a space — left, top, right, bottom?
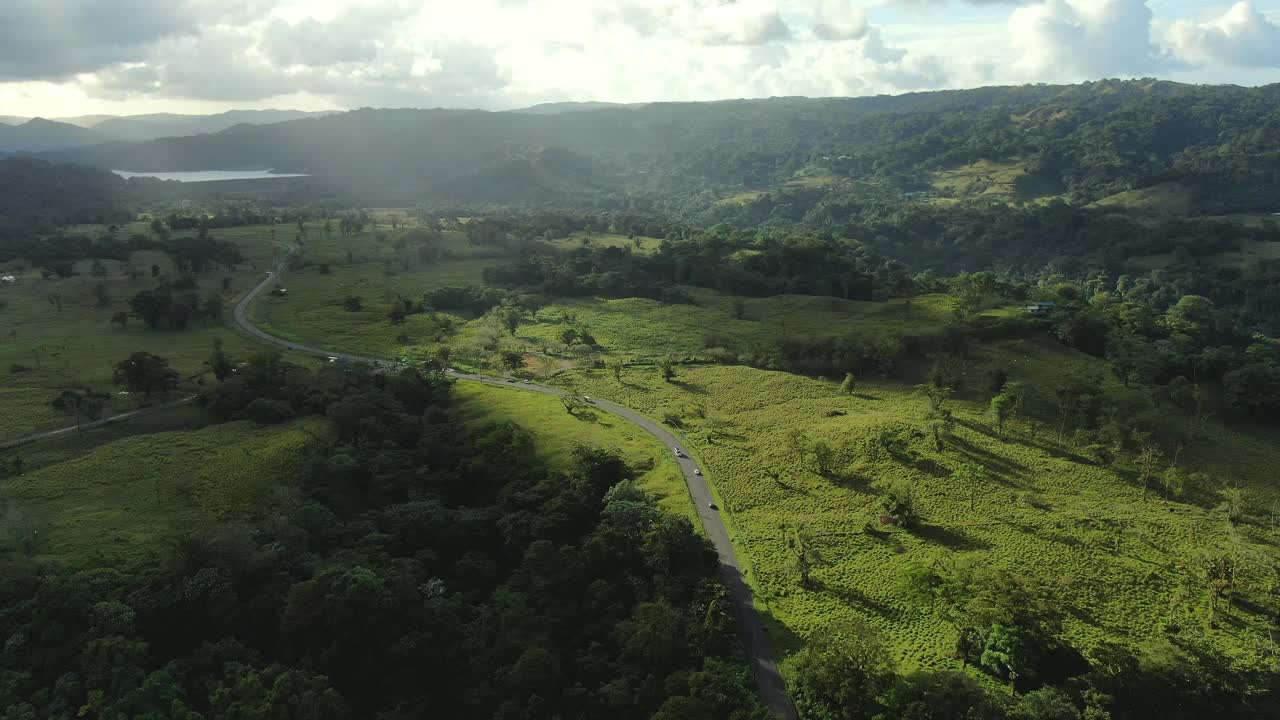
90, 259, 108, 277
342, 296, 362, 312
839, 372, 858, 395
951, 463, 987, 511
878, 480, 917, 527
1135, 441, 1164, 499
559, 327, 579, 346
202, 292, 223, 323
791, 619, 895, 720
94, 282, 112, 307
784, 524, 825, 589
990, 393, 1014, 436
110, 311, 129, 328
113, 352, 179, 398
608, 359, 625, 383
499, 350, 525, 372
46, 293, 63, 312
207, 339, 234, 382
560, 395, 587, 416
494, 300, 526, 335
658, 356, 677, 382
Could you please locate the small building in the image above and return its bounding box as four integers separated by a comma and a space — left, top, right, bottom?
1, 275, 16, 284
1024, 301, 1057, 316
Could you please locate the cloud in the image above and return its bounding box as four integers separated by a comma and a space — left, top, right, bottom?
0, 0, 265, 81
596, 1, 792, 46
1008, 0, 1178, 80
1165, 1, 1280, 68
810, 0, 870, 41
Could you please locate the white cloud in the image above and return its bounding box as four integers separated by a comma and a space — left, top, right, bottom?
3, 0, 1280, 116
1165, 1, 1280, 68
1008, 0, 1178, 80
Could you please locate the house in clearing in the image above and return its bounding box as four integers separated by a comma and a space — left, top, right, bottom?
1024, 301, 1057, 316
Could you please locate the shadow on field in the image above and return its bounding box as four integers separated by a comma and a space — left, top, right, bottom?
853, 393, 879, 401
914, 523, 990, 550
950, 436, 1030, 484
906, 457, 952, 479
671, 379, 708, 395
815, 579, 894, 618
620, 381, 652, 394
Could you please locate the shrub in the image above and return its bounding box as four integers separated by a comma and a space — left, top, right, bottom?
245, 398, 296, 424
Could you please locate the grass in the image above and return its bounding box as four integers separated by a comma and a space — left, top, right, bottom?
453, 292, 964, 365
454, 382, 695, 524
1092, 182, 1196, 215
546, 354, 1280, 676
547, 232, 663, 254
153, 220, 1280, 683
2, 417, 327, 569
0, 223, 314, 439
931, 160, 1031, 201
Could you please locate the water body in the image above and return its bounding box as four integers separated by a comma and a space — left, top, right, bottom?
112, 169, 308, 182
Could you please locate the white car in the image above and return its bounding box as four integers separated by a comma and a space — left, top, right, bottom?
693, 469, 702, 476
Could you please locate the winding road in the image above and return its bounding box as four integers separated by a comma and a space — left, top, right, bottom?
237, 251, 796, 717
9, 245, 796, 718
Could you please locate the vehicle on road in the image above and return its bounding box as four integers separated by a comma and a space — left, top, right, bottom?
523, 379, 531, 384
708, 501, 717, 509
694, 468, 702, 475
507, 378, 516, 383
583, 396, 593, 403
327, 356, 338, 363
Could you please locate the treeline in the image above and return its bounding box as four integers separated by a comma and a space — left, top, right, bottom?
484, 224, 915, 302
0, 158, 133, 236
0, 357, 766, 719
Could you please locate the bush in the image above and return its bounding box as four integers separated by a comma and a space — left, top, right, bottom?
245, 398, 296, 424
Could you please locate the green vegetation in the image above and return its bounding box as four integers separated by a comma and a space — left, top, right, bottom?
454, 382, 694, 522
2, 417, 324, 568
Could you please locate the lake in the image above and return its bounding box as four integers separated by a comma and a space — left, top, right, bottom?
112, 170, 308, 182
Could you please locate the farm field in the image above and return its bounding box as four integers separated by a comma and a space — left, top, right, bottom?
0, 222, 314, 439
454, 382, 695, 523
1, 416, 327, 569
545, 353, 1280, 677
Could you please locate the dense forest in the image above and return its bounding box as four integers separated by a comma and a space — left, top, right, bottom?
38, 80, 1280, 212
0, 357, 768, 719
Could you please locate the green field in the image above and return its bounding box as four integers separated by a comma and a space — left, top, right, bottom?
1091, 182, 1197, 215
60, 215, 1280, 689
932, 160, 1031, 201
455, 382, 694, 523
546, 357, 1280, 676
0, 222, 314, 439
1, 416, 327, 569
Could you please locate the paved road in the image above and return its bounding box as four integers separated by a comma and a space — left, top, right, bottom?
13, 245, 796, 718
0, 397, 195, 451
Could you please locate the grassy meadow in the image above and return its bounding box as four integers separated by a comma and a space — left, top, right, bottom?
546, 356, 1280, 677
1, 416, 328, 569
455, 382, 695, 523
0, 221, 313, 439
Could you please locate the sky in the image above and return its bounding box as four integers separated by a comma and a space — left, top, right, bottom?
2, 0, 1280, 118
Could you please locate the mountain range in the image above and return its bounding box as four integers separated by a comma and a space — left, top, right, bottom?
0, 110, 334, 151
25, 80, 1280, 214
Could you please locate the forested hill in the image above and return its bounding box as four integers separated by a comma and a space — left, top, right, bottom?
39, 79, 1280, 211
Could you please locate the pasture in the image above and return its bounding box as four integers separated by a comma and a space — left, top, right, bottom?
1, 416, 327, 569
546, 355, 1280, 676
0, 222, 312, 439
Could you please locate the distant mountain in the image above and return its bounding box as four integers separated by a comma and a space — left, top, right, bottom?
53, 114, 118, 128
0, 118, 109, 152
92, 109, 335, 142
0, 109, 336, 149
510, 102, 642, 115
39, 80, 1280, 212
